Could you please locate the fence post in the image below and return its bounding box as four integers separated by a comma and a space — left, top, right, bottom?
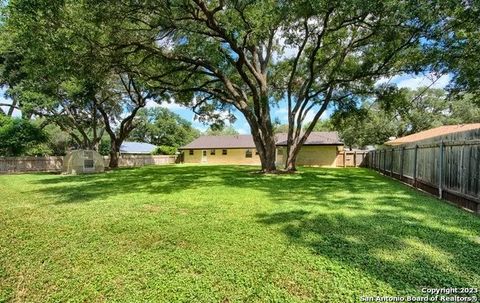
400, 146, 404, 180
438, 141, 444, 199
378, 150, 381, 171
343, 151, 346, 168
383, 149, 386, 174
413, 144, 418, 188
354, 151, 357, 167
390, 148, 394, 176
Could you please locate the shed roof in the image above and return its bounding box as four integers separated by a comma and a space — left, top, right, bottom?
120, 141, 157, 154
181, 132, 343, 149
385, 123, 480, 146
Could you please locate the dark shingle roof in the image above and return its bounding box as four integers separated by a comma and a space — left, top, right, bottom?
120, 142, 157, 154
181, 132, 343, 149
275, 132, 343, 146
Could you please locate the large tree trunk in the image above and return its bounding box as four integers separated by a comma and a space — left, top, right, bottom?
243, 106, 277, 173
109, 141, 120, 169
253, 133, 277, 173
285, 139, 303, 171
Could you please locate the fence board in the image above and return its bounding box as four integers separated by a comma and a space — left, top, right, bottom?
367, 138, 480, 214
336, 151, 368, 167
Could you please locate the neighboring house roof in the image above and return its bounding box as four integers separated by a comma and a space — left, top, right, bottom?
180, 132, 343, 149
120, 141, 157, 154
385, 123, 480, 146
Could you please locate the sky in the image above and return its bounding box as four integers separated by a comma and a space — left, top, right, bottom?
1, 73, 451, 134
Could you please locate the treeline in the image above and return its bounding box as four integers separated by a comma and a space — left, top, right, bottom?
0, 106, 243, 157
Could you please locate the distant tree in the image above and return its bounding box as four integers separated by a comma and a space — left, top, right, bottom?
0, 116, 48, 156
40, 123, 72, 156
274, 119, 333, 134
129, 108, 200, 148
0, 0, 157, 167
434, 3, 480, 101
304, 119, 334, 132
205, 125, 239, 136
153, 146, 177, 155
332, 87, 480, 148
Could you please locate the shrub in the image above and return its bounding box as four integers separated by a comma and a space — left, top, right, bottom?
153, 145, 177, 155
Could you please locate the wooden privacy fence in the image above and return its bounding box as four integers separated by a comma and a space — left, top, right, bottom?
107, 155, 177, 167
0, 155, 177, 174
367, 140, 480, 214
336, 151, 368, 167
0, 156, 64, 174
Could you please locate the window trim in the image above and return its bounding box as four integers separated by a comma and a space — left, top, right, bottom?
189, 149, 194, 155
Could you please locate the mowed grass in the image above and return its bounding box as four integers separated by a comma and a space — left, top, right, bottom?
0, 165, 479, 302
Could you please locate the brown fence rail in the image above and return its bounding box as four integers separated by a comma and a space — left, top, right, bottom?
367, 140, 480, 214
0, 155, 177, 174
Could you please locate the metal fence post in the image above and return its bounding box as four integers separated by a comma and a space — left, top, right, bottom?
413, 144, 418, 188
439, 141, 444, 199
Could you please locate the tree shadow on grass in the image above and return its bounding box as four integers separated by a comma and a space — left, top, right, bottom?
31, 165, 395, 206
30, 165, 246, 204
27, 165, 480, 295
256, 206, 480, 296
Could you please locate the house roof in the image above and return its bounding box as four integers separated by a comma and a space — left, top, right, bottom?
385, 123, 480, 146
275, 132, 343, 146
120, 141, 157, 154
180, 132, 343, 149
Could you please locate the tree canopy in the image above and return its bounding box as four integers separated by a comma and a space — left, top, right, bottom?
87, 0, 457, 171
0, 116, 48, 156
331, 87, 480, 149
128, 107, 200, 148
0, 0, 159, 167
0, 0, 476, 172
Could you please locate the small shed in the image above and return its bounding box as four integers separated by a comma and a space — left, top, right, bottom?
63, 150, 105, 174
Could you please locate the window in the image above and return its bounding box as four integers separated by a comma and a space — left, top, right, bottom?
203, 150, 207, 156
84, 159, 94, 169
189, 150, 194, 155
83, 151, 94, 169
255, 149, 259, 155
222, 149, 228, 155
245, 149, 252, 158
210, 149, 216, 155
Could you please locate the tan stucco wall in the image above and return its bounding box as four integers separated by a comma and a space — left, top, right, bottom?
182, 145, 340, 167
277, 145, 340, 167
182, 148, 261, 165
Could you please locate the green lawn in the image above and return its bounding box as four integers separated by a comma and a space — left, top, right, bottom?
0, 166, 479, 302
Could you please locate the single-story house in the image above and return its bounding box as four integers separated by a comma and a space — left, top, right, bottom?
385, 123, 480, 146
179, 132, 344, 167
120, 141, 157, 155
